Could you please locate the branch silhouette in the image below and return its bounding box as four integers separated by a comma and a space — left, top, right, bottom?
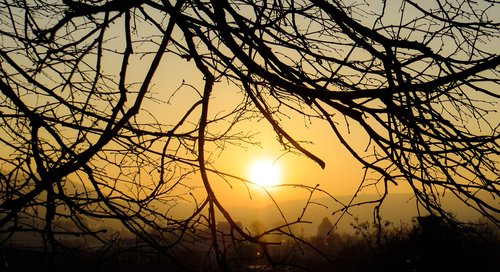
0, 0, 498, 271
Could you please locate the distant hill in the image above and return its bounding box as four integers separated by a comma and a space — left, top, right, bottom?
226, 193, 488, 236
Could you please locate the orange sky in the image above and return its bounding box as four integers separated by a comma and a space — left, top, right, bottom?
2, 1, 496, 224
145, 75, 414, 207
127, 48, 421, 209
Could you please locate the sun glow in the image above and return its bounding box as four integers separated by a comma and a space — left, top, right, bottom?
248, 159, 281, 187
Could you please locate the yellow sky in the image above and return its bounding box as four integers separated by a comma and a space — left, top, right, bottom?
2, 1, 496, 221
145, 72, 415, 206
121, 41, 418, 208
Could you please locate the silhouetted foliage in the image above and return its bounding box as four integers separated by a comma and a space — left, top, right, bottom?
0, 0, 498, 271
3, 219, 498, 271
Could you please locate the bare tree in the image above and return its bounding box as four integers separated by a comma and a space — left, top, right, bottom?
0, 0, 498, 270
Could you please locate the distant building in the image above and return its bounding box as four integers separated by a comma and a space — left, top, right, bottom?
317, 217, 333, 238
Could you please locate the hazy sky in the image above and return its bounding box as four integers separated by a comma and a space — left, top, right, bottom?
1, 0, 497, 222
143, 58, 415, 207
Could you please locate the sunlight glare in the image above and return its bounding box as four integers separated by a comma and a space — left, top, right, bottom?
249, 160, 281, 187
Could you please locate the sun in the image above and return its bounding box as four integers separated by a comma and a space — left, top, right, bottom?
248, 159, 281, 187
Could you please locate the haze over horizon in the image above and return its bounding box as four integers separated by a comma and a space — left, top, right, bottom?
1, 1, 498, 271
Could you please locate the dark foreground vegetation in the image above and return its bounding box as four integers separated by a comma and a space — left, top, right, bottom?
2, 217, 498, 272
1, 0, 499, 271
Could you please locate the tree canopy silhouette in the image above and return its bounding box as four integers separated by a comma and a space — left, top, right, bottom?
0, 0, 498, 270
